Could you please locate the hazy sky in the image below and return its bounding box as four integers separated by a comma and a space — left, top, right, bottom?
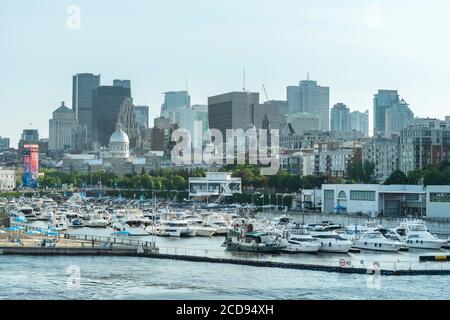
1, 0, 450, 147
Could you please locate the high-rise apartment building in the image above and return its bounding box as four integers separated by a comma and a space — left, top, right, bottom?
385, 99, 414, 135
363, 136, 400, 181
331, 103, 350, 132
349, 110, 369, 136
0, 137, 10, 150
373, 90, 400, 134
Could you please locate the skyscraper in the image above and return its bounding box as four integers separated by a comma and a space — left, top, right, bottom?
350, 110, 369, 136
0, 137, 10, 150
286, 78, 330, 131
373, 90, 400, 134
113, 79, 131, 89
161, 91, 191, 124
208, 91, 259, 136
385, 99, 414, 135
72, 73, 101, 143
92, 86, 131, 148
330, 103, 350, 132
134, 105, 150, 128
49, 102, 77, 151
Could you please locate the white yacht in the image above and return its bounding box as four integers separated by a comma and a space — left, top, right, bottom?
85, 215, 109, 228
352, 230, 403, 252
187, 218, 216, 237
281, 234, 321, 253
112, 217, 151, 236
310, 231, 353, 253
152, 220, 196, 237
396, 220, 445, 250
205, 215, 230, 235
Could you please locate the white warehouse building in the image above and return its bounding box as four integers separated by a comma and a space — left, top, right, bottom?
322, 184, 450, 219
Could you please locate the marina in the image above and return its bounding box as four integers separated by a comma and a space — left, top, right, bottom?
1, 195, 449, 278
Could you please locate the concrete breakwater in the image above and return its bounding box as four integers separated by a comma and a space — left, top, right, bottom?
1, 246, 449, 276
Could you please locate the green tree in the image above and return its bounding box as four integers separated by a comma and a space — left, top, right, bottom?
384, 170, 408, 185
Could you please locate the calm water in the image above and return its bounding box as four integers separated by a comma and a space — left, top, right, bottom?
0, 255, 449, 300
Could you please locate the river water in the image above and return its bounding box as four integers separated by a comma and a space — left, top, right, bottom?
0, 255, 449, 300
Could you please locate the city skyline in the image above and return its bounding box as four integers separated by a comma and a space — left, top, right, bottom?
2, 0, 450, 146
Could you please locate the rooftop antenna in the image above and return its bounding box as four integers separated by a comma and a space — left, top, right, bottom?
243, 67, 246, 92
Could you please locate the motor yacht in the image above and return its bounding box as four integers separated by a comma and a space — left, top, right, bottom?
352, 230, 403, 252
310, 230, 353, 253
224, 224, 285, 253
395, 220, 445, 250
152, 220, 196, 237
280, 234, 321, 253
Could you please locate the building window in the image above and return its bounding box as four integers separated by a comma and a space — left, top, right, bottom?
350, 190, 376, 201
430, 193, 450, 203
324, 190, 334, 200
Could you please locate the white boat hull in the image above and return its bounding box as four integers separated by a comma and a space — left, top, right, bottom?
318, 241, 353, 253
353, 241, 402, 252
405, 239, 444, 250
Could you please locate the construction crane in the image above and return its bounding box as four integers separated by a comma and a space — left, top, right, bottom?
262, 84, 270, 102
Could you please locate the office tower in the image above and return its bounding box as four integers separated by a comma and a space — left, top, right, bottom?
72, 73, 101, 144
49, 102, 77, 151
208, 91, 259, 136
177, 105, 210, 147
261, 100, 288, 129
286, 112, 321, 135
446, 116, 450, 128
286, 78, 330, 131
92, 86, 132, 148
71, 125, 88, 153
330, 103, 350, 132
161, 91, 191, 124
350, 110, 369, 136
0, 137, 10, 150
385, 99, 414, 135
113, 79, 131, 90
373, 90, 400, 134
134, 105, 150, 128
253, 102, 280, 131
117, 98, 141, 149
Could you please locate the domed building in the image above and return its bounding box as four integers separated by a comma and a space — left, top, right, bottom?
109, 124, 130, 159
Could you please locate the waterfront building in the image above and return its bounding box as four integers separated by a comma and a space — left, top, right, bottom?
0, 167, 16, 191
0, 137, 10, 150
331, 103, 350, 132
385, 99, 414, 135
92, 85, 132, 148
399, 127, 450, 173
322, 184, 426, 217
426, 186, 450, 219
72, 73, 101, 144
189, 172, 242, 200
349, 110, 369, 136
373, 90, 400, 135
134, 105, 150, 129
287, 78, 330, 131
363, 135, 400, 182
208, 91, 259, 136
49, 102, 77, 152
